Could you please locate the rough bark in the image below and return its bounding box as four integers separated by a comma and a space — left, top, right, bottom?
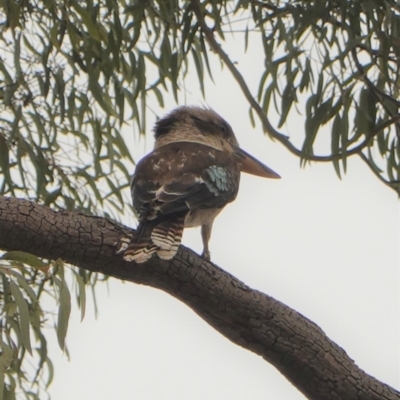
0, 195, 398, 400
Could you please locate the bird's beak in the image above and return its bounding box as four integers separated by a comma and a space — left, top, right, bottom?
237, 148, 281, 179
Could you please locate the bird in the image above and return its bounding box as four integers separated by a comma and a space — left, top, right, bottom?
119, 106, 280, 263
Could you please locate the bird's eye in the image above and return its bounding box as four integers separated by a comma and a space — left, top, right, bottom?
220, 123, 228, 135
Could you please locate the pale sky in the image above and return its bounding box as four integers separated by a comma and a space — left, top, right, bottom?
47, 30, 399, 399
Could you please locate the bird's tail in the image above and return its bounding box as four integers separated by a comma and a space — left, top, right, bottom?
123, 213, 186, 263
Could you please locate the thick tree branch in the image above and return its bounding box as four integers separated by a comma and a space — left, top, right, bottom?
0, 196, 398, 400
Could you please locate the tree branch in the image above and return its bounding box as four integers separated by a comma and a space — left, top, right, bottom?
0, 196, 398, 400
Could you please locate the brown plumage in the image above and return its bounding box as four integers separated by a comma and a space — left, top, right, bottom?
121, 106, 280, 263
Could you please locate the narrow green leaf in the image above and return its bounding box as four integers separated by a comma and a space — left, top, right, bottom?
0, 60, 13, 84
72, 2, 101, 41
313, 97, 334, 128
0, 134, 11, 189
257, 70, 269, 102
152, 86, 164, 108
199, 35, 213, 82
170, 52, 179, 101
71, 269, 86, 321
160, 34, 172, 77
114, 80, 125, 124
91, 284, 99, 319
341, 109, 349, 173
331, 113, 342, 178
0, 367, 3, 400
180, 6, 193, 52
92, 118, 103, 159
88, 74, 115, 116
0, 267, 38, 303
387, 142, 396, 182
53, 277, 71, 351
191, 45, 204, 97
10, 280, 32, 355
14, 34, 22, 80
3, 385, 16, 400
0, 340, 14, 400
279, 83, 295, 127
303, 113, 319, 158
45, 355, 54, 388
112, 127, 134, 162
140, 88, 146, 134
299, 57, 312, 92
1, 251, 48, 271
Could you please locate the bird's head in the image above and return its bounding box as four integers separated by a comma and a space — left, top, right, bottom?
153, 106, 280, 179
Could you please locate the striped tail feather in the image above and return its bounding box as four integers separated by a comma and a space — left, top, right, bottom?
152, 215, 185, 260
123, 213, 186, 263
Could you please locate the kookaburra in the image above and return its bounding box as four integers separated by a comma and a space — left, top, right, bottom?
120, 106, 280, 263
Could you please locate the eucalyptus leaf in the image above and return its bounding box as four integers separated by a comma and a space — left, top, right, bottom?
53, 277, 71, 351
9, 281, 32, 355
1, 252, 48, 271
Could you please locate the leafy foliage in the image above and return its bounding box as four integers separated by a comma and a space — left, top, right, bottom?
0, 253, 89, 400
249, 0, 400, 190
0, 0, 398, 398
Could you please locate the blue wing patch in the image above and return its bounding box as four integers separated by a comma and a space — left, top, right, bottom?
205, 165, 230, 195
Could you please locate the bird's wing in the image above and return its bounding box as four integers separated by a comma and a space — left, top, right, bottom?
131, 142, 241, 217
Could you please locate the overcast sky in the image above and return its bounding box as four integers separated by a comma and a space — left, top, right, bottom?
47, 29, 399, 400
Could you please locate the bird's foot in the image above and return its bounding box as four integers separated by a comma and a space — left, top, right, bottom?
201, 249, 211, 261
